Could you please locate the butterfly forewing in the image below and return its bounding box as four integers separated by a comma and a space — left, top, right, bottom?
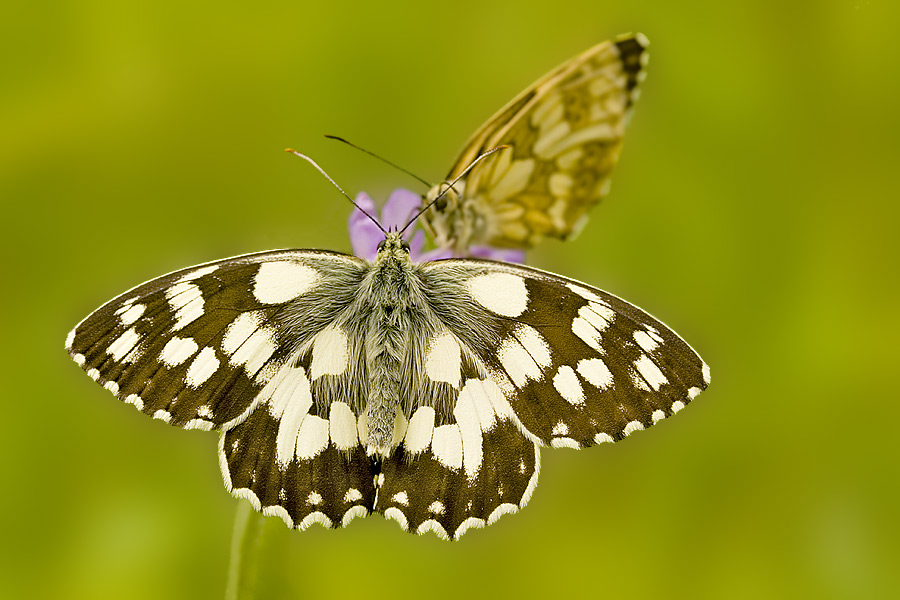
425, 33, 649, 254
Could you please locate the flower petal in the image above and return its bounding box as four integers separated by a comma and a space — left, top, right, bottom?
381, 188, 422, 233
468, 246, 526, 263
348, 192, 384, 260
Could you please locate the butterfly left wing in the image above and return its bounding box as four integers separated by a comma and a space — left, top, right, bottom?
424, 34, 648, 254
66, 250, 380, 530
372, 258, 708, 539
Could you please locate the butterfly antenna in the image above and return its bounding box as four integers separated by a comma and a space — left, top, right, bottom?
324, 135, 432, 188
285, 148, 386, 235
399, 145, 509, 234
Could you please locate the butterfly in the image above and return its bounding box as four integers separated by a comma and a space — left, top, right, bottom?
423, 33, 649, 256
66, 226, 709, 540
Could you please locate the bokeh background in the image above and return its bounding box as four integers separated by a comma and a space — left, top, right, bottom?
3, 1, 898, 598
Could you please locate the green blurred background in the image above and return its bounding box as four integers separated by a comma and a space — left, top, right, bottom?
3, 1, 898, 598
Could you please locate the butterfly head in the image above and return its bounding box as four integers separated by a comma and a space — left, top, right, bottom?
375, 231, 411, 259
422, 181, 465, 251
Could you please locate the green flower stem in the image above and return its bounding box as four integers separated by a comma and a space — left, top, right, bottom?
225, 502, 264, 600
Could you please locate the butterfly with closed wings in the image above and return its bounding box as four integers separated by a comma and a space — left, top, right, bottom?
424, 33, 648, 256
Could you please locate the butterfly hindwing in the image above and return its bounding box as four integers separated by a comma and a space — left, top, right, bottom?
425, 33, 649, 254
377, 361, 541, 540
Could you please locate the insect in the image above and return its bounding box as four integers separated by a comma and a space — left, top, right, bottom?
424, 33, 648, 256
66, 200, 709, 540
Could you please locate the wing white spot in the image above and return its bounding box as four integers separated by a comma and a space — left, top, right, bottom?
103, 380, 119, 395
581, 302, 615, 332
466, 272, 528, 317
623, 420, 644, 436
416, 519, 449, 539
594, 432, 614, 443
566, 283, 604, 303
702, 362, 711, 385
176, 265, 218, 283
262, 363, 313, 467
125, 394, 143, 410
453, 383, 485, 479
262, 505, 293, 529
424, 331, 462, 388
328, 401, 358, 450
577, 358, 613, 389
298, 512, 332, 530
166, 282, 204, 330
118, 303, 145, 326
310, 325, 349, 380
404, 406, 435, 455
159, 336, 199, 367
431, 424, 463, 470
428, 501, 445, 515
651, 409, 666, 424
108, 327, 141, 362
253, 261, 319, 304
553, 365, 584, 405
499, 336, 541, 388
295, 415, 329, 460
153, 409, 172, 423
384, 507, 408, 531
488, 503, 518, 525
552, 421, 569, 436
344, 488, 363, 503
514, 324, 551, 369
455, 517, 485, 539
185, 346, 219, 388
687, 387, 702, 400
489, 158, 534, 200
572, 316, 602, 351
671, 400, 685, 413
223, 311, 276, 376
307, 491, 323, 506
73, 353, 85, 366
342, 506, 367, 527
634, 354, 667, 391
391, 491, 409, 506
633, 330, 659, 353
87, 368, 100, 381
551, 437, 579, 449
197, 404, 213, 418
65, 329, 76, 351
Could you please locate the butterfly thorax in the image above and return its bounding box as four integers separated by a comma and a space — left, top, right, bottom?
363, 233, 417, 456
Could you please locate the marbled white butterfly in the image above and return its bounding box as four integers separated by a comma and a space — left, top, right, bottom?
424, 33, 648, 256
66, 228, 709, 540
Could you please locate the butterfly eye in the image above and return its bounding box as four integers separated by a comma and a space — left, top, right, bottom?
377, 240, 386, 252
433, 196, 448, 212
400, 240, 411, 253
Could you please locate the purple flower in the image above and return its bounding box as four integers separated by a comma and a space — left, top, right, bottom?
348, 188, 525, 263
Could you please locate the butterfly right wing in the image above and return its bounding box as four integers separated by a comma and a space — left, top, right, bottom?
425, 34, 648, 254
66, 249, 379, 530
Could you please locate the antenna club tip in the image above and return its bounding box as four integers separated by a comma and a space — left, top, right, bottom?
284, 148, 298, 153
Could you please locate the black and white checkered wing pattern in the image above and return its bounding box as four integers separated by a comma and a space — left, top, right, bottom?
66, 250, 378, 530
448, 259, 709, 447
374, 259, 708, 539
